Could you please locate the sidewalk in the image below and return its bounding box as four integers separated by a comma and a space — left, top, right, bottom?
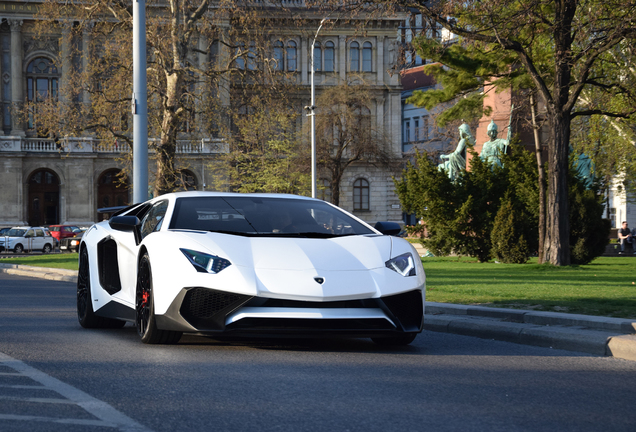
2, 262, 635, 361
425, 302, 636, 361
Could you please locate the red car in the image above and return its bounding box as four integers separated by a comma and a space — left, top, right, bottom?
48, 225, 81, 242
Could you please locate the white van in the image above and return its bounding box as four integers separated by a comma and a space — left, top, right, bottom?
0, 227, 55, 253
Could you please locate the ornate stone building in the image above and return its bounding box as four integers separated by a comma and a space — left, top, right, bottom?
0, 1, 406, 227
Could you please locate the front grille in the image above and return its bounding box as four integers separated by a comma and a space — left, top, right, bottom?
180, 287, 252, 330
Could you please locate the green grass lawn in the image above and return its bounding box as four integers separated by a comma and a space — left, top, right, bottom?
3, 253, 636, 318
422, 256, 636, 318
0, 253, 79, 270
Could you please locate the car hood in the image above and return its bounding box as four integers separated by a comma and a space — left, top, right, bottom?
173, 231, 393, 271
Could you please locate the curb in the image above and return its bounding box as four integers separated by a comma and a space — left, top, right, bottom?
425, 302, 636, 361
0, 263, 78, 283
3, 263, 635, 361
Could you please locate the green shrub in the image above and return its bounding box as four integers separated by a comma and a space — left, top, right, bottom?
568, 180, 610, 264
491, 197, 531, 263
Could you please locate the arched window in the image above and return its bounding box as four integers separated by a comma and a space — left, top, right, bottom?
313, 41, 322, 72
349, 42, 360, 71
287, 40, 297, 71
28, 169, 60, 226
273, 41, 284, 71
353, 178, 370, 211
26, 57, 59, 131
324, 41, 335, 72
362, 42, 373, 72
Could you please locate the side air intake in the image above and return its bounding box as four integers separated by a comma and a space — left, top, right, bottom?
180, 287, 252, 330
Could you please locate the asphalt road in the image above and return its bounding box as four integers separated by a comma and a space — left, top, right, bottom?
1, 273, 635, 432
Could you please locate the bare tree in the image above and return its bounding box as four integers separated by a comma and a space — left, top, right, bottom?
314, 82, 393, 206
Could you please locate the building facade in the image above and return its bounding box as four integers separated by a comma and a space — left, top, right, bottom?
0, 2, 406, 228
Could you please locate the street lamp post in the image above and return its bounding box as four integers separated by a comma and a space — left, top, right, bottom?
307, 18, 328, 199
132, 0, 148, 203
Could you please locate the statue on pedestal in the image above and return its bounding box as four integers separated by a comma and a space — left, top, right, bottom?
438, 123, 474, 181
480, 105, 514, 168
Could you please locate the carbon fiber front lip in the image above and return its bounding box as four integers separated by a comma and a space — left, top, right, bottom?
154, 287, 424, 337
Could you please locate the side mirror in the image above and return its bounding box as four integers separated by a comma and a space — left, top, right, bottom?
374, 221, 402, 236
109, 216, 141, 244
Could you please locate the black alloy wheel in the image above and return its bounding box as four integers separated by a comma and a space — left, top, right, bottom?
136, 253, 182, 344
13, 244, 23, 254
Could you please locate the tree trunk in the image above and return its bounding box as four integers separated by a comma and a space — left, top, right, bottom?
155, 71, 181, 196
530, 94, 546, 263
543, 112, 571, 265
542, 0, 574, 266
330, 164, 343, 206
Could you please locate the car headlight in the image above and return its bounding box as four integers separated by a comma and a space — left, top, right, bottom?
180, 248, 231, 274
385, 253, 416, 277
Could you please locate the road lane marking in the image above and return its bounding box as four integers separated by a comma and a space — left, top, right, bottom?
0, 352, 153, 432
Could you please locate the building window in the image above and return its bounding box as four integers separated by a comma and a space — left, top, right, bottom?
319, 179, 332, 203
422, 116, 429, 141
177, 170, 198, 191
287, 40, 297, 71
235, 43, 245, 70
26, 57, 59, 132
404, 120, 411, 143
247, 42, 258, 71
350, 42, 360, 71
414, 118, 420, 142
362, 42, 372, 72
313, 41, 322, 72
273, 41, 284, 71
324, 41, 335, 72
353, 178, 370, 211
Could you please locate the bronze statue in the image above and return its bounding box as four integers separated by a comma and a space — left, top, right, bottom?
438, 123, 474, 181
480, 105, 514, 168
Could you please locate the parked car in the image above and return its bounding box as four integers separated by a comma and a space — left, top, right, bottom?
0, 227, 56, 253
48, 225, 81, 242
60, 230, 84, 253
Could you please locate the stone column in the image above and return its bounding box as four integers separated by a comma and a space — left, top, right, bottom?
376, 36, 385, 85
338, 35, 346, 81
82, 24, 93, 105
301, 36, 308, 85
60, 22, 72, 105
9, 19, 24, 136
375, 96, 385, 131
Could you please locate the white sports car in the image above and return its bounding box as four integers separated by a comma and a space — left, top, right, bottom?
77, 192, 425, 345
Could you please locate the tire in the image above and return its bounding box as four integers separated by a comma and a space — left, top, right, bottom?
42, 243, 52, 254
136, 253, 182, 344
77, 247, 126, 329
371, 333, 418, 346
13, 244, 23, 254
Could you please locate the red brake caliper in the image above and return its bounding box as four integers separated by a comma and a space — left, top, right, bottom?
142, 290, 149, 308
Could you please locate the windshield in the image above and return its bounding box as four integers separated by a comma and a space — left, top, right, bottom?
6, 229, 26, 237
169, 196, 375, 238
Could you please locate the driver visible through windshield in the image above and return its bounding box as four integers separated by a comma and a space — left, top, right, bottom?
169, 196, 374, 238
